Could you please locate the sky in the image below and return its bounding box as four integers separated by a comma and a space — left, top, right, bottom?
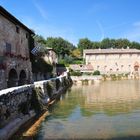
0, 0, 140, 45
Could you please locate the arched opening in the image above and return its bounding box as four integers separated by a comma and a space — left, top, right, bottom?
7, 69, 18, 88
134, 62, 139, 71
19, 70, 27, 86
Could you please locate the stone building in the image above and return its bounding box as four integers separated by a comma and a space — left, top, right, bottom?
83, 48, 140, 75
31, 43, 58, 81
0, 6, 34, 90
42, 47, 58, 66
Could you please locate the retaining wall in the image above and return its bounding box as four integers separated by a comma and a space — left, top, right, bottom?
0, 74, 72, 140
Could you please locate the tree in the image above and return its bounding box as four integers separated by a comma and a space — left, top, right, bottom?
34, 35, 46, 45
77, 38, 93, 53
110, 39, 116, 48
115, 39, 130, 49
71, 48, 81, 58
130, 41, 140, 49
92, 41, 101, 49
100, 38, 112, 49
46, 37, 75, 59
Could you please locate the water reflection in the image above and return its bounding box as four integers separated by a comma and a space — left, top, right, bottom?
36, 80, 140, 139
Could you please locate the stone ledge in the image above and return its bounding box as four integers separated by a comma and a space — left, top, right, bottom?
0, 110, 35, 140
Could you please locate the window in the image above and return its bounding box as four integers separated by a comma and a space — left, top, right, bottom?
26, 33, 29, 39
16, 26, 20, 33
0, 57, 3, 64
5, 43, 11, 53
97, 65, 100, 69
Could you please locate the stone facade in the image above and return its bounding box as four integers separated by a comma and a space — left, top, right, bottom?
42, 48, 58, 75
0, 6, 34, 90
83, 48, 140, 75
32, 43, 58, 81
42, 48, 58, 65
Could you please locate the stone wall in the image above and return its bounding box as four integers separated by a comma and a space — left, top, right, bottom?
0, 85, 33, 128
0, 74, 73, 140
0, 10, 32, 90
84, 50, 140, 75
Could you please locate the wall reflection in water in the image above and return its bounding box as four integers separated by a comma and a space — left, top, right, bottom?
36, 80, 140, 140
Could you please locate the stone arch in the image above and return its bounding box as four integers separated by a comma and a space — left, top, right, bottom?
7, 69, 18, 88
19, 70, 27, 86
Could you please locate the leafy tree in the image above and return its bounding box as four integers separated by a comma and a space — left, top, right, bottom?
92, 41, 101, 49
115, 39, 130, 49
109, 39, 116, 48
78, 38, 93, 53
71, 48, 81, 58
34, 35, 46, 45
100, 38, 112, 49
46, 37, 75, 59
130, 41, 140, 49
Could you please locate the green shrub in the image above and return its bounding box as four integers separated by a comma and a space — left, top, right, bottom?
82, 79, 88, 85
46, 82, 53, 98
31, 87, 44, 113
110, 74, 117, 80
63, 77, 69, 87
93, 70, 100, 75
124, 73, 129, 77
102, 74, 107, 80
70, 70, 82, 76
83, 72, 92, 75
56, 79, 61, 91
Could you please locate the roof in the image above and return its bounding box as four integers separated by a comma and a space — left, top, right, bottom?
34, 42, 54, 53
0, 6, 34, 34
83, 49, 140, 55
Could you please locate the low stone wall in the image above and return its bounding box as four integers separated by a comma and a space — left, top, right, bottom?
0, 73, 72, 140
71, 74, 140, 85
71, 75, 102, 85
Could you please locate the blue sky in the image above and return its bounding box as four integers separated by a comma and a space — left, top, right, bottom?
0, 0, 140, 45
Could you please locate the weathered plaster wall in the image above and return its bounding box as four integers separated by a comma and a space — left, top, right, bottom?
85, 53, 140, 75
